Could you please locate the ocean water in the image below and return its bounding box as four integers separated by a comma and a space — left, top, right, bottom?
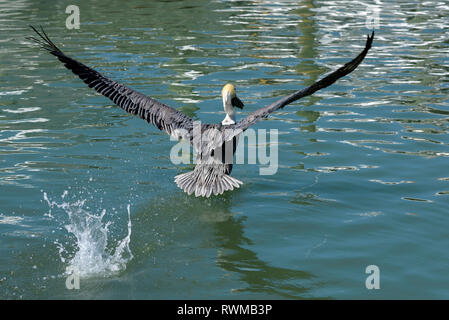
0, 0, 448, 299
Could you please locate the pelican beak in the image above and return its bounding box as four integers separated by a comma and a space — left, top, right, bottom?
231, 96, 244, 109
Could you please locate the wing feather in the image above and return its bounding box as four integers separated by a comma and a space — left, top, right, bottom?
236, 32, 374, 131
28, 26, 193, 140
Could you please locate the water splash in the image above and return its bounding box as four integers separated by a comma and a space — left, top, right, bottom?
43, 192, 133, 278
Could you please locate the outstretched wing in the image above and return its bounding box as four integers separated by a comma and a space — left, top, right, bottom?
28, 26, 194, 141
236, 31, 374, 131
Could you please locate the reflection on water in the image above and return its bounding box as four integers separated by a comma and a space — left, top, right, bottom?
214, 215, 318, 299
1, 0, 449, 299
127, 193, 323, 299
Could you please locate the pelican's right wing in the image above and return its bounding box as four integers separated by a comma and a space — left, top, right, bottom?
28, 26, 194, 141
236, 32, 374, 132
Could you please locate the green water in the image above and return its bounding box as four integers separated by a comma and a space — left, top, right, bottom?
1, 0, 448, 299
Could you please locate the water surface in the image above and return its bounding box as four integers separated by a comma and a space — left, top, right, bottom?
1, 0, 448, 299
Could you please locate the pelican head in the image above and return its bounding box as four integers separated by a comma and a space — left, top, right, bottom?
221, 83, 244, 125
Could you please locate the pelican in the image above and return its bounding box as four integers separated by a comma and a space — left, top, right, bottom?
29, 26, 374, 197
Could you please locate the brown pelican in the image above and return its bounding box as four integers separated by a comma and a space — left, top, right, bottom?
29, 26, 374, 197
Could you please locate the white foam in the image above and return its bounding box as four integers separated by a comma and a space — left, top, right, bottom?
44, 192, 133, 278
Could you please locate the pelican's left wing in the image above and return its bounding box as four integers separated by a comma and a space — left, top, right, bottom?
28, 26, 194, 141
236, 32, 374, 132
